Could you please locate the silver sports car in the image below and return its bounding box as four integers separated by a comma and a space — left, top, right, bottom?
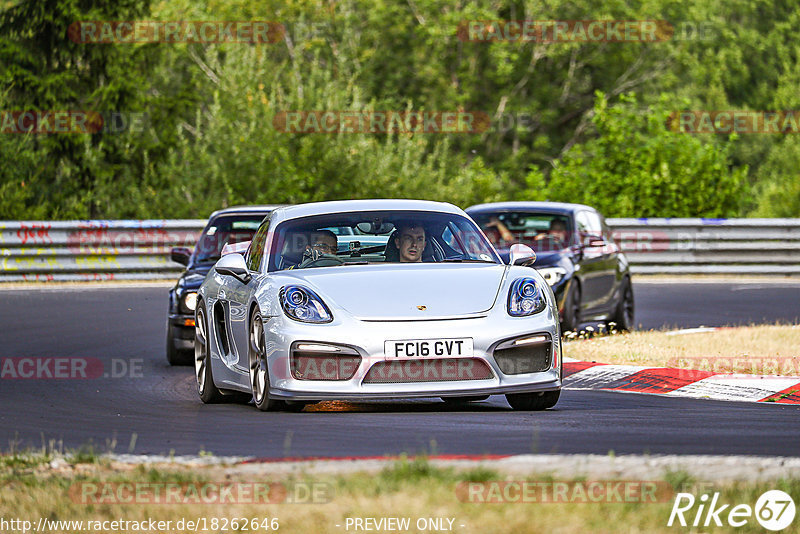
194, 199, 562, 411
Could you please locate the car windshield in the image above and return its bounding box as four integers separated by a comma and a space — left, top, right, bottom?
471, 211, 573, 252
269, 210, 500, 271
194, 215, 265, 264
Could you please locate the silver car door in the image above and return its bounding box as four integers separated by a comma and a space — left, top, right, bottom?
224, 276, 253, 371
227, 220, 271, 371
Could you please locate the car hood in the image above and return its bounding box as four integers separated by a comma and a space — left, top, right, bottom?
178, 265, 213, 290
532, 251, 567, 267
281, 263, 507, 320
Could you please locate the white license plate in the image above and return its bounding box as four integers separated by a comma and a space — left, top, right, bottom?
384, 338, 474, 359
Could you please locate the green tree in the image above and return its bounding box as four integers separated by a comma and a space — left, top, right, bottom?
534, 93, 747, 217
2, 0, 800, 219
0, 0, 158, 218
750, 136, 800, 217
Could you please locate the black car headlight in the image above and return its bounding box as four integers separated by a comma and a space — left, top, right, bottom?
180, 291, 198, 314
507, 277, 547, 317
280, 285, 333, 323
537, 267, 567, 286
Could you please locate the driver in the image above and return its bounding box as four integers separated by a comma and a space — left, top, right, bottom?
394, 224, 426, 263
535, 219, 568, 244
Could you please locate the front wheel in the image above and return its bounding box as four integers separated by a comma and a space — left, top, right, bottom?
166, 323, 193, 366
249, 309, 279, 411
195, 305, 224, 403
506, 390, 560, 411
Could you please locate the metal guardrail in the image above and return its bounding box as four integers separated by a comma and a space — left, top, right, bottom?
1, 218, 799, 281
0, 220, 205, 282
608, 218, 800, 275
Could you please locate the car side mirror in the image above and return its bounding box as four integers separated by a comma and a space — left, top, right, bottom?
215, 253, 251, 283
582, 234, 605, 248
170, 247, 192, 266
509, 243, 536, 267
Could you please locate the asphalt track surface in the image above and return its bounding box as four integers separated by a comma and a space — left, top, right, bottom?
1, 281, 799, 458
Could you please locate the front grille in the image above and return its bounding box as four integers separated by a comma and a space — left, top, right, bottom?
363, 358, 493, 384
493, 335, 552, 375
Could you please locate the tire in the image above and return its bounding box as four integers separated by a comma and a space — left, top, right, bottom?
441, 395, 490, 404
166, 323, 193, 366
195, 305, 224, 403
505, 390, 560, 411
249, 308, 279, 411
560, 281, 581, 333
611, 277, 635, 332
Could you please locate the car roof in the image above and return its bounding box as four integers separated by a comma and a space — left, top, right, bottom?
465, 201, 596, 215
270, 199, 464, 223
207, 205, 285, 220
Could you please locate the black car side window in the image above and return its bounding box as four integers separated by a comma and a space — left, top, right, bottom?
247, 220, 270, 272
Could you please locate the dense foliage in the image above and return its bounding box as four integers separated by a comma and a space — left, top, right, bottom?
0, 0, 797, 219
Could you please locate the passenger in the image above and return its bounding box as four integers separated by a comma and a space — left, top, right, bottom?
483, 216, 514, 248
297, 229, 338, 266
306, 230, 338, 256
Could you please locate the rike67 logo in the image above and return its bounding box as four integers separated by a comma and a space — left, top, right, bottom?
668, 490, 796, 531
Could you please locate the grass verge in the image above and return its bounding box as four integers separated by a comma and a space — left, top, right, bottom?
1, 454, 799, 533
563, 324, 800, 374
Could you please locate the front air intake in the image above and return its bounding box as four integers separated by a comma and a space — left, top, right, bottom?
493, 333, 552, 375
290, 343, 361, 381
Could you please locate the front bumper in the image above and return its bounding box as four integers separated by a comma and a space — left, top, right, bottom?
263, 308, 562, 401
168, 313, 196, 350
271, 379, 561, 401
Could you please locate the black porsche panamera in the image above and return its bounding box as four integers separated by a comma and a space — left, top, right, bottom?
466, 201, 634, 333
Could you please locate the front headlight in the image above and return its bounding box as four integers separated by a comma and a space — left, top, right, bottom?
280, 285, 333, 323
537, 267, 567, 286
507, 277, 547, 317
181, 291, 198, 313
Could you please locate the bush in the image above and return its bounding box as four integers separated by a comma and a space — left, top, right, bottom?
534, 93, 748, 217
